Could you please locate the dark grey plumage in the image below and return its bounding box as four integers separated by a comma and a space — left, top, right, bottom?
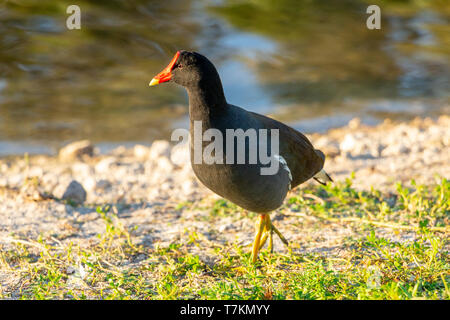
164, 50, 330, 212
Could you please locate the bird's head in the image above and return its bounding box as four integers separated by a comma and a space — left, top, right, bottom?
149, 50, 219, 88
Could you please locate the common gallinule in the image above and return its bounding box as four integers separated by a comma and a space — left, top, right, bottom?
150, 51, 332, 262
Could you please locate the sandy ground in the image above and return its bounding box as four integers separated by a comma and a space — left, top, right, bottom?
0, 116, 448, 289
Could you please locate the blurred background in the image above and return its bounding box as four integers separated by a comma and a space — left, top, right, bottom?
0, 0, 449, 155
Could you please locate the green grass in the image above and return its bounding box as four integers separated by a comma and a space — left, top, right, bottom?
0, 176, 448, 300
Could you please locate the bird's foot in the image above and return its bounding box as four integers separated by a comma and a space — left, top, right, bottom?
259, 215, 289, 250
251, 214, 289, 263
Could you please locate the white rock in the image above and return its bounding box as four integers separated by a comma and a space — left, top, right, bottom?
41, 172, 59, 191
82, 176, 97, 192
382, 144, 410, 157
110, 146, 127, 157
314, 136, 331, 149
348, 118, 361, 130
411, 145, 422, 153
95, 157, 117, 174
8, 173, 23, 187
148, 159, 173, 185
134, 144, 150, 160
161, 182, 172, 191
181, 180, 197, 196
149, 140, 170, 160
170, 143, 190, 166
20, 182, 45, 201
28, 166, 43, 177
59, 140, 94, 162
156, 157, 174, 173
0, 163, 9, 172
130, 162, 145, 174
340, 134, 357, 153
218, 222, 234, 233
71, 162, 94, 178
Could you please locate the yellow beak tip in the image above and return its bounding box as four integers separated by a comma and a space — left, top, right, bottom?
149, 78, 159, 86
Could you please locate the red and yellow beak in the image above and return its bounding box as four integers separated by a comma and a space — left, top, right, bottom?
149, 51, 180, 86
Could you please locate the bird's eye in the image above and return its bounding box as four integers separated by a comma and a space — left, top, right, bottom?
177, 63, 183, 69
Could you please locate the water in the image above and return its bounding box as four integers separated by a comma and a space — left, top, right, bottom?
0, 0, 449, 155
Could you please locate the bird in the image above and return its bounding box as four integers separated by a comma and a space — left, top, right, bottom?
149, 50, 332, 262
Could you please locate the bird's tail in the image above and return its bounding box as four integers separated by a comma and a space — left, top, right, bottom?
313, 169, 333, 185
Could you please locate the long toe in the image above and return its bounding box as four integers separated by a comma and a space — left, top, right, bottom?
269, 218, 289, 248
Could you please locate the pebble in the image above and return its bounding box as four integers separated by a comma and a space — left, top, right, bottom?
20, 182, 46, 201
110, 146, 127, 157
181, 180, 196, 196
149, 140, 170, 160
134, 145, 150, 160
382, 144, 410, 157
95, 179, 112, 191
339, 134, 357, 153
61, 180, 87, 204
28, 166, 43, 177
71, 162, 94, 178
41, 173, 59, 191
314, 137, 340, 158
95, 157, 117, 174
66, 266, 76, 275
348, 118, 361, 129
82, 176, 97, 192
0, 163, 10, 172
59, 140, 94, 162
170, 142, 190, 166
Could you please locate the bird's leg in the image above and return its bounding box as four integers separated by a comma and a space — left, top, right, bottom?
258, 215, 289, 251
258, 215, 272, 251
251, 214, 266, 263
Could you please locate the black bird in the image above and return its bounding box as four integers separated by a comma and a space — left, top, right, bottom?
150, 51, 332, 262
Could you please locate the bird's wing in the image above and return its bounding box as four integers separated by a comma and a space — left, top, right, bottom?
249, 111, 325, 188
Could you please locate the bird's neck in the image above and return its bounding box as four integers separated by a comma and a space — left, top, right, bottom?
187, 78, 227, 122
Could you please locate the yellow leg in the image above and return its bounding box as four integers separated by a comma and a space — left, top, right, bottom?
257, 215, 288, 255
258, 215, 271, 250
251, 214, 266, 263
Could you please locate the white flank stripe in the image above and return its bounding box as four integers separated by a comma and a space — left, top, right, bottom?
274, 154, 292, 189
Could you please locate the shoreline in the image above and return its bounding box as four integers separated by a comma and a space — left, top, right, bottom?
1, 115, 448, 197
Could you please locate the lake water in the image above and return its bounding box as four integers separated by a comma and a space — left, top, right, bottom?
0, 0, 449, 155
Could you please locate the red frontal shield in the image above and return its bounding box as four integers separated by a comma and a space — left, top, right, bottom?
149, 51, 180, 86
